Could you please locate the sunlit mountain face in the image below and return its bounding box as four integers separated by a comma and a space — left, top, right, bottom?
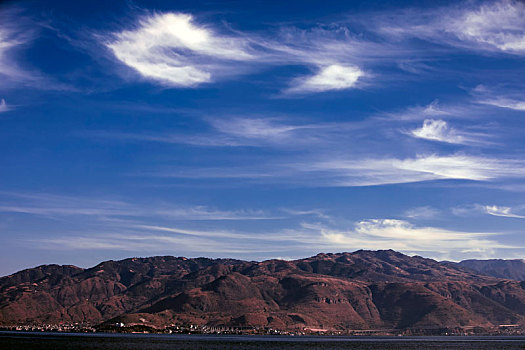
1, 0, 525, 275
2, 250, 525, 331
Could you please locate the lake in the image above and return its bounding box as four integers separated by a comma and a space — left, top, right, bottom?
1, 331, 525, 349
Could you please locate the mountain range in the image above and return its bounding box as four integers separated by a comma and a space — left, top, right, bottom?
2, 250, 525, 333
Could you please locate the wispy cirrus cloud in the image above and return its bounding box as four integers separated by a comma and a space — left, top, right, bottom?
104, 12, 373, 93
0, 6, 76, 91
0, 191, 283, 221
285, 64, 364, 93
321, 219, 513, 260
105, 13, 255, 87
102, 1, 525, 93
410, 119, 465, 144
452, 203, 525, 219
371, 0, 525, 55
448, 0, 525, 53
0, 99, 8, 112
82, 115, 366, 149
149, 153, 525, 188
300, 154, 525, 187
0, 10, 36, 84
380, 100, 469, 122
471, 84, 525, 111
104, 10, 411, 93
484, 205, 525, 219
404, 206, 440, 219
481, 98, 525, 111
209, 117, 304, 140
27, 214, 518, 261
408, 119, 490, 146
33, 233, 294, 255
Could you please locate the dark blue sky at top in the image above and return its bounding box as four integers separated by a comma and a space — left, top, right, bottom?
1, 0, 525, 275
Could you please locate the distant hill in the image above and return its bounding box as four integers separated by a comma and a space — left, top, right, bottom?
2, 250, 525, 333
457, 259, 525, 281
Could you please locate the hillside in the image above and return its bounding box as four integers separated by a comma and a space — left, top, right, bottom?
1, 250, 525, 333
457, 259, 525, 281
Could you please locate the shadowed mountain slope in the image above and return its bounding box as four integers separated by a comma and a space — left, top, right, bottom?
456, 259, 525, 281
1, 250, 525, 332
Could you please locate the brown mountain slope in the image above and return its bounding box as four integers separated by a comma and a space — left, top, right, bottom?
456, 259, 525, 281
1, 250, 524, 332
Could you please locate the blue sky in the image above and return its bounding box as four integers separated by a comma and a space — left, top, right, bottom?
1, 0, 525, 275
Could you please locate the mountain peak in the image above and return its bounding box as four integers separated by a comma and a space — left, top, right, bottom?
1, 251, 524, 333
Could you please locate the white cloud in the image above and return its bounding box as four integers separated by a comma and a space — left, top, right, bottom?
395, 155, 512, 181
10, 192, 520, 260
105, 12, 377, 92
481, 98, 525, 111
410, 119, 464, 144
210, 117, 301, 139
34, 234, 290, 254
0, 22, 33, 82
286, 64, 364, 93
0, 192, 279, 221
147, 153, 525, 187
484, 205, 525, 219
404, 206, 440, 219
373, 0, 525, 54
106, 13, 254, 87
321, 218, 511, 256
307, 154, 525, 186
448, 0, 525, 53
0, 98, 8, 112
152, 206, 281, 221
27, 212, 516, 260
381, 100, 467, 122
472, 85, 525, 111
0, 9, 70, 90
134, 224, 299, 241
280, 208, 331, 220
86, 116, 362, 149
452, 203, 525, 219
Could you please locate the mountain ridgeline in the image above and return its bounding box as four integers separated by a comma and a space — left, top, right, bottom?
2, 250, 525, 333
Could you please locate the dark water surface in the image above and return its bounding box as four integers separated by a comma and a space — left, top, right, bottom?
1, 331, 525, 349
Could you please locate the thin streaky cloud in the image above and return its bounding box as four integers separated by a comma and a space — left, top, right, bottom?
285, 64, 364, 94
81, 117, 367, 148
134, 224, 306, 242
0, 99, 8, 112
484, 205, 525, 219
0, 191, 282, 221
151, 206, 283, 221
147, 154, 525, 187
378, 100, 466, 122
322, 218, 513, 258
302, 154, 525, 187
369, 0, 525, 55
472, 85, 525, 111
0, 19, 34, 82
210, 117, 304, 139
404, 206, 440, 219
280, 208, 331, 220
480, 98, 525, 111
27, 217, 518, 261
0, 7, 77, 91
32, 234, 296, 254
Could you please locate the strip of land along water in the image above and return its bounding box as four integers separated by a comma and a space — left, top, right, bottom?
2, 332, 525, 350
